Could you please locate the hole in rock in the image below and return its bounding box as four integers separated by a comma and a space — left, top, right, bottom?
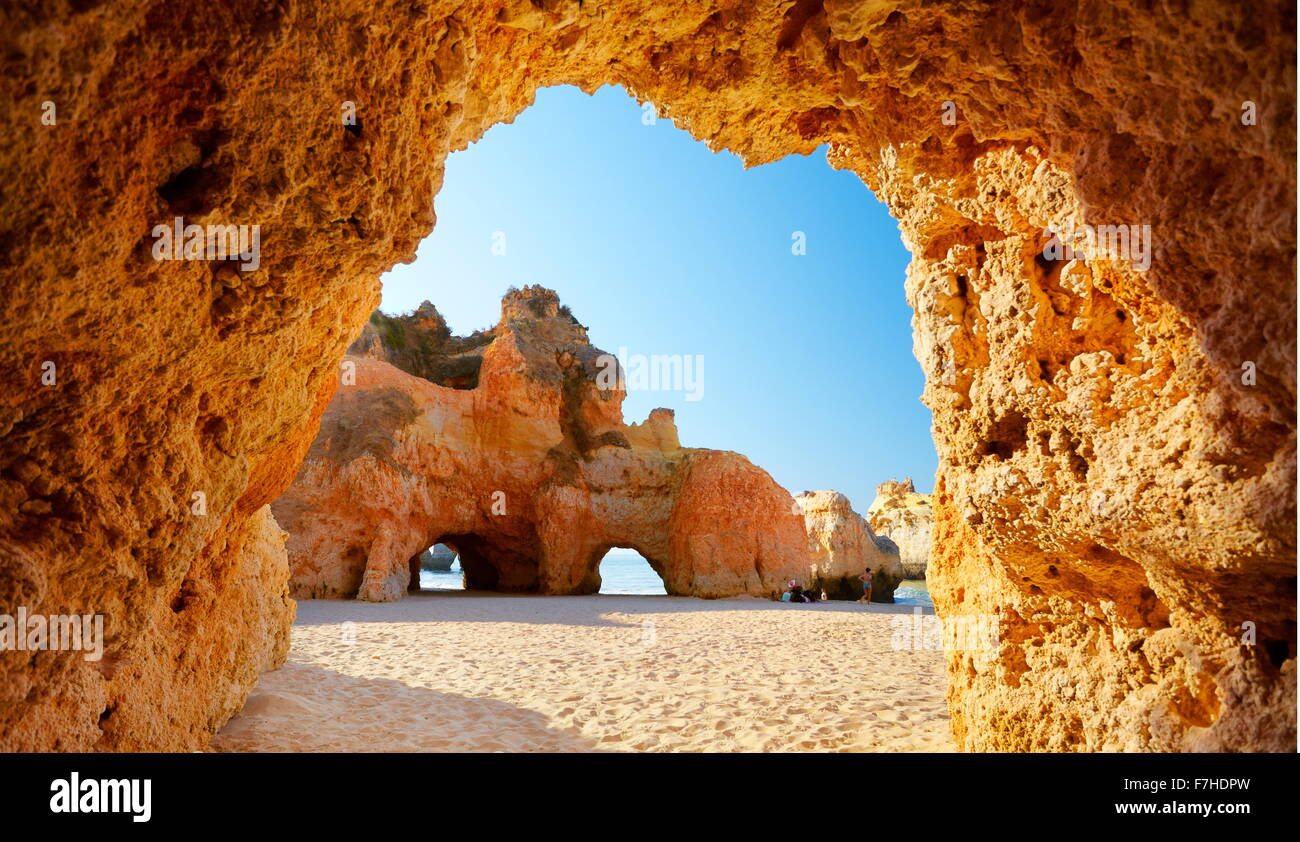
300, 84, 939, 601
1263, 639, 1291, 670
416, 534, 539, 593
979, 410, 1030, 462
596, 548, 667, 596
156, 161, 228, 216
410, 542, 464, 592
378, 84, 935, 525
776, 0, 824, 51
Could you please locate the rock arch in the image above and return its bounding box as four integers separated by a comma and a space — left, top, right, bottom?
273, 289, 821, 603
0, 0, 1292, 751
434, 533, 538, 593
586, 544, 669, 594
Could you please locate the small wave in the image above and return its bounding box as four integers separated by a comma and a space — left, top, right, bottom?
892, 582, 933, 607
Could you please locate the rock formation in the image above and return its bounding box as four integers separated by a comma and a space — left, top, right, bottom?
796, 491, 906, 601
867, 478, 933, 579
1, 0, 1292, 751
1, 505, 294, 751
421, 544, 458, 572
274, 287, 812, 601
351, 304, 495, 389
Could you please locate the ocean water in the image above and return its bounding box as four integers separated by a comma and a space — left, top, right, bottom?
416, 549, 667, 595
892, 579, 933, 608
594, 552, 667, 595
422, 556, 932, 604
418, 565, 468, 591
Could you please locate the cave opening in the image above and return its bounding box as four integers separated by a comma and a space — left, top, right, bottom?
305, 81, 941, 606
4, 0, 1288, 756
326, 81, 938, 604
409, 542, 464, 593
378, 82, 936, 509
417, 533, 542, 594
595, 546, 668, 596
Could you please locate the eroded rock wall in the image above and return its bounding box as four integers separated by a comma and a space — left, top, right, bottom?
1, 505, 294, 751
825, 1, 1297, 751
1, 0, 1292, 750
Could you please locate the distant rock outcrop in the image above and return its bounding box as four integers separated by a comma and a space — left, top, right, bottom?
421, 544, 457, 572
796, 491, 906, 601
273, 287, 812, 601
867, 479, 934, 579
349, 303, 496, 389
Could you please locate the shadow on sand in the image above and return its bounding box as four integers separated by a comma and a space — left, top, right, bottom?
210, 661, 605, 752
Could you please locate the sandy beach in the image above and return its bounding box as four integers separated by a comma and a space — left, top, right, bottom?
210, 593, 954, 753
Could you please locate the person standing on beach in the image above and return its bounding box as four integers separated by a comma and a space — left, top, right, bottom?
858, 568, 874, 604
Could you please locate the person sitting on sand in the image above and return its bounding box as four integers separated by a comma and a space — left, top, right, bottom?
858, 568, 874, 604
786, 579, 813, 603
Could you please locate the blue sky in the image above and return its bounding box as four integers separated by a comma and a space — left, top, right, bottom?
381, 84, 935, 506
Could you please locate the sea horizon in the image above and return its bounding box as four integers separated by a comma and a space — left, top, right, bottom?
420, 549, 933, 606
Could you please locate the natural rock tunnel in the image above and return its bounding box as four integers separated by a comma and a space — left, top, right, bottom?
0, 0, 1294, 752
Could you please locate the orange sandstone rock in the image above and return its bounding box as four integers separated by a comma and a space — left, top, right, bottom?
275, 288, 811, 600
796, 490, 905, 601
0, 0, 1292, 752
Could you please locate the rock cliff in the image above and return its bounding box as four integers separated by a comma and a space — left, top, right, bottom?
796, 490, 906, 601
274, 288, 812, 600
867, 478, 933, 579
350, 303, 495, 389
